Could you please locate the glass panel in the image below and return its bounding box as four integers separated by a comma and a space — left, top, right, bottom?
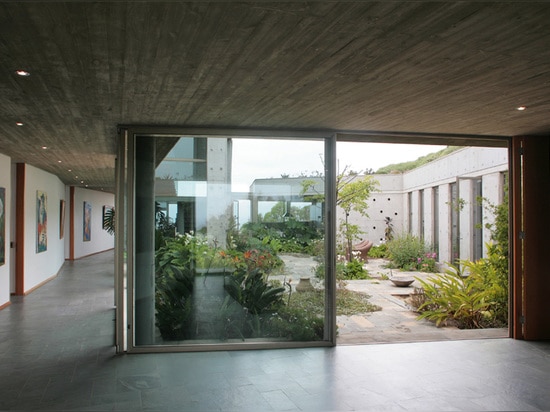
136, 136, 326, 347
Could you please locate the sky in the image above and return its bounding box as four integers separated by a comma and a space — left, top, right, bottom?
231, 139, 448, 192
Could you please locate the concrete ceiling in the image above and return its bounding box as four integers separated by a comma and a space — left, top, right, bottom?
1, 2, 549, 192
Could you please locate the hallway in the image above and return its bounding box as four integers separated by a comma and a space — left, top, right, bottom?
1, 251, 549, 411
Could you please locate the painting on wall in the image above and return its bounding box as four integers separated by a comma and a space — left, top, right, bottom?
83, 201, 91, 242
0, 187, 5, 266
59, 200, 66, 239
36, 190, 47, 253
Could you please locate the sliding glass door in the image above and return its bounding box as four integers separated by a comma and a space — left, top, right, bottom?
119, 130, 335, 351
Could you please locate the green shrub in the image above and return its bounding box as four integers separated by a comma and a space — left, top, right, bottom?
267, 306, 324, 341
386, 234, 436, 271
415, 244, 508, 329
369, 244, 388, 258
342, 259, 369, 279
225, 268, 285, 315
237, 220, 323, 255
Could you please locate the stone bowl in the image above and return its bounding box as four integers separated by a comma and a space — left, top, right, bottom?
390, 277, 415, 287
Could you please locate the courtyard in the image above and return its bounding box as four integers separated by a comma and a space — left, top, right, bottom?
277, 254, 508, 345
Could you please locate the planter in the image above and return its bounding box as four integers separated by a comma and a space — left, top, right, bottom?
296, 277, 314, 293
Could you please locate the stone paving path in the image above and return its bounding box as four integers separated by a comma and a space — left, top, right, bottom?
276, 254, 508, 345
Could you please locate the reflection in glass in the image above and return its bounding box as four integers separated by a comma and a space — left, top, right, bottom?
140, 136, 326, 346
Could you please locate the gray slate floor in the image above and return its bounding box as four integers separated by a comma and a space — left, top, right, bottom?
0, 251, 549, 411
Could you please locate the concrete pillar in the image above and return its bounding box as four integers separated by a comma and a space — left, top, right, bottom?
206, 139, 231, 247
134, 137, 156, 345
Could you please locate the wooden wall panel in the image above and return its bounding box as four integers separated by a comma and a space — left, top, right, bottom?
520, 136, 550, 340
15, 163, 25, 296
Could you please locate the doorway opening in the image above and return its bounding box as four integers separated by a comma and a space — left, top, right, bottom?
333, 138, 510, 344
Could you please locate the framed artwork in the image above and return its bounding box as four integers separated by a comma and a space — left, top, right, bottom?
59, 200, 66, 239
36, 190, 47, 253
83, 201, 92, 241
0, 187, 5, 265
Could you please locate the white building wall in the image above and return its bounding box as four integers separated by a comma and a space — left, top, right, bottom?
409, 190, 420, 237
423, 188, 434, 245
72, 187, 115, 259
0, 153, 10, 307
345, 146, 508, 262
335, 174, 404, 245
24, 165, 66, 293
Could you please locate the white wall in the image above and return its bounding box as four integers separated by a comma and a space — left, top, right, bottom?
0, 153, 11, 307
335, 174, 405, 246
72, 187, 114, 259
345, 147, 508, 262
24, 165, 66, 292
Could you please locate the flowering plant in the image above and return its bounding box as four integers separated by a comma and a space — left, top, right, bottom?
415, 252, 437, 272
219, 248, 283, 274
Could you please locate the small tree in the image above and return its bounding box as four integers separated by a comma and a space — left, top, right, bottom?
302, 165, 378, 261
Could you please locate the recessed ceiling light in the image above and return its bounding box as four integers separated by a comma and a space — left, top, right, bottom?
80, 180, 84, 184
41, 146, 48, 150
16, 122, 24, 126
58, 160, 62, 163
68, 169, 72, 172
16, 70, 30, 77
516, 106, 527, 111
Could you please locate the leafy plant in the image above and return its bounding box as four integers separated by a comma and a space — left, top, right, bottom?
342, 259, 369, 280
369, 244, 388, 258
415, 244, 508, 329
384, 216, 394, 241
102, 207, 115, 235
225, 268, 285, 316
155, 264, 195, 340
267, 306, 324, 341
386, 234, 436, 271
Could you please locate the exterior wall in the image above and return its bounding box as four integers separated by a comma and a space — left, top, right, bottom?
0, 153, 11, 307
72, 187, 114, 259
402, 147, 507, 262
334, 174, 404, 245
344, 146, 508, 263
24, 165, 66, 293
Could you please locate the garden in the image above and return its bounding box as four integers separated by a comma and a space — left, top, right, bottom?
152, 170, 509, 343
154, 217, 355, 343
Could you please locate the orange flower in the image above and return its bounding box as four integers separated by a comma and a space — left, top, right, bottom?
244, 250, 252, 259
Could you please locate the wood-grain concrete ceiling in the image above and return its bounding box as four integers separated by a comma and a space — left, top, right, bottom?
1, 2, 549, 191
